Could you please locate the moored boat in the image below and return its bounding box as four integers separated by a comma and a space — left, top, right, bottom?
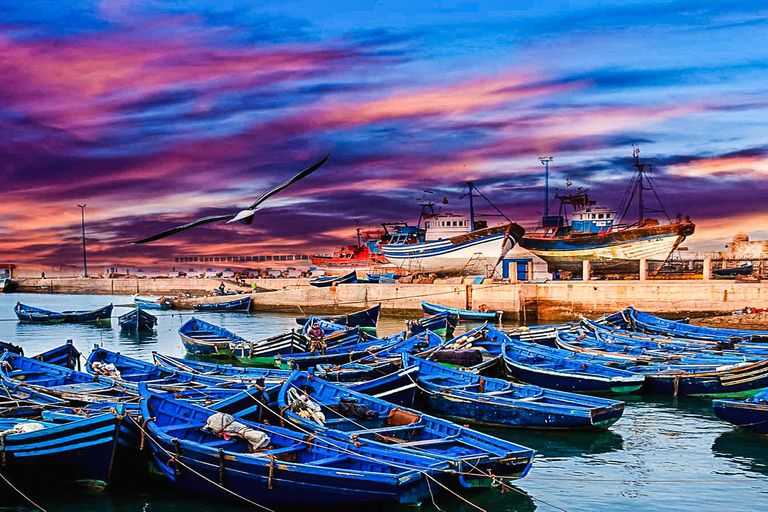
118, 308, 158, 332
404, 354, 625, 429
421, 300, 501, 322
295, 303, 381, 330
14, 302, 113, 324
139, 389, 448, 507
713, 389, 768, 433
519, 149, 695, 278
133, 295, 172, 309
0, 406, 128, 488
500, 338, 646, 395
308, 270, 357, 287
380, 185, 524, 276
310, 227, 390, 274
275, 370, 535, 488
192, 295, 251, 312
177, 317, 242, 356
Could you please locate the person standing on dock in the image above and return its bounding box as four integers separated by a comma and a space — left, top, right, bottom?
307, 322, 326, 355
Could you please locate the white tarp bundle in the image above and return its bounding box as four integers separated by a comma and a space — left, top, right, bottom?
204, 413, 270, 451
1, 422, 46, 436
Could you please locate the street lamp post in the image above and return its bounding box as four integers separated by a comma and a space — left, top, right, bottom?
78, 204, 87, 277
539, 156, 554, 218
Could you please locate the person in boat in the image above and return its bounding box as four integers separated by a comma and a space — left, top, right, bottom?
478, 304, 489, 312
218, 282, 226, 294
307, 322, 326, 355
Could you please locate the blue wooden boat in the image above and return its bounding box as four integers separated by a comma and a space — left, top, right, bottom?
153, 352, 401, 385
275, 371, 534, 488
231, 331, 311, 365
525, 328, 768, 397
274, 330, 442, 370
231, 323, 366, 366
0, 339, 24, 356
34, 340, 83, 370
421, 301, 501, 322
0, 351, 137, 404
629, 358, 768, 397
500, 336, 645, 395
192, 295, 251, 312
118, 308, 158, 332
407, 311, 458, 338
139, 389, 449, 507
14, 302, 113, 324
713, 389, 768, 433
0, 405, 128, 487
178, 317, 243, 356
133, 295, 172, 309
309, 270, 357, 287
404, 354, 625, 430
86, 346, 252, 392
580, 316, 768, 357
559, 324, 768, 363
604, 307, 768, 342
295, 303, 381, 329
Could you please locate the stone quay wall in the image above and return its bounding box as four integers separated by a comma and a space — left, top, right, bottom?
12, 277, 768, 322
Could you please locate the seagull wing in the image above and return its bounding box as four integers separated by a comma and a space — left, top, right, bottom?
245, 154, 329, 210
132, 214, 235, 244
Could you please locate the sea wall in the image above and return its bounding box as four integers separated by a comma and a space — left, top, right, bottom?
12, 276, 768, 321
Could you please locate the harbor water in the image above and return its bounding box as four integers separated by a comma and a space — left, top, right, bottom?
0, 293, 766, 512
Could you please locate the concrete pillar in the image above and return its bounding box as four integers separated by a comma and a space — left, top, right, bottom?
639, 259, 648, 281
703, 257, 712, 281
582, 260, 591, 281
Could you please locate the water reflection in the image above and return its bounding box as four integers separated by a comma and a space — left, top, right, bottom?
486, 426, 624, 458
712, 429, 768, 475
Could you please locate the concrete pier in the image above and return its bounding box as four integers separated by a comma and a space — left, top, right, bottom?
11, 276, 768, 322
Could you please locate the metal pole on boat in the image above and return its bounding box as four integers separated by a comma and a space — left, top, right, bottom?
78, 204, 88, 277
539, 156, 553, 218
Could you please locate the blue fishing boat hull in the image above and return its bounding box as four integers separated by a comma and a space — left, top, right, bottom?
635, 359, 768, 397
421, 301, 499, 322
309, 270, 357, 287
192, 296, 251, 312
133, 297, 172, 309
178, 317, 243, 356
14, 302, 112, 324
33, 340, 82, 370
296, 303, 381, 329
501, 341, 645, 395
0, 409, 126, 486
140, 391, 442, 506
407, 355, 625, 430
118, 308, 158, 332
713, 393, 768, 433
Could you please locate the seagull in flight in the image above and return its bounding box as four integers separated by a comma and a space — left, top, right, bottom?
132, 155, 329, 244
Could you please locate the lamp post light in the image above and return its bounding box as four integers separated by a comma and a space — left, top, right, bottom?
77, 204, 87, 277
539, 156, 554, 218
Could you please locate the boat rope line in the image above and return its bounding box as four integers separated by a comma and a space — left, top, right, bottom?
523, 476, 768, 483
0, 468, 48, 511
127, 415, 277, 512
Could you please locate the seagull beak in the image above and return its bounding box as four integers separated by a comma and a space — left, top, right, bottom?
227, 209, 256, 224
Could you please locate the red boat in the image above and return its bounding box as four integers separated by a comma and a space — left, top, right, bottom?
311, 228, 389, 274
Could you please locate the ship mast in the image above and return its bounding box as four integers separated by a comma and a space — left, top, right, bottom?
617, 146, 671, 226
460, 182, 509, 230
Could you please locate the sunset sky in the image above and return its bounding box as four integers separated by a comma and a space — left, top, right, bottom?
2, 1, 767, 270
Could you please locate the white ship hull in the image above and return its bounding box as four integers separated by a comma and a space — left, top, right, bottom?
381, 224, 522, 275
